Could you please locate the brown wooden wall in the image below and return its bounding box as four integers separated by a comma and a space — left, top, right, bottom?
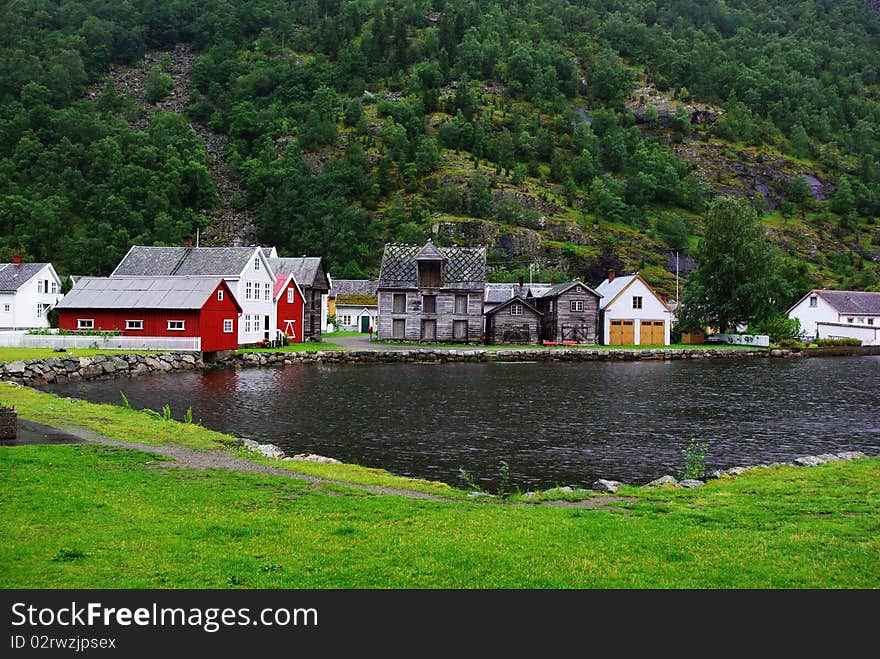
486, 305, 542, 344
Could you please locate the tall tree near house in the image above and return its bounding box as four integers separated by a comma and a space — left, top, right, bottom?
679, 197, 779, 332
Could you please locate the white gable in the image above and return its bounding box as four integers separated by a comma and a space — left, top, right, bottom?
597, 275, 669, 315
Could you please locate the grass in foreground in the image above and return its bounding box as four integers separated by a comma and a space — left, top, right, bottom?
0, 347, 148, 363
1, 442, 877, 588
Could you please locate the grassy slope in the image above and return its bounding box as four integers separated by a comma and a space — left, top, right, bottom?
0, 348, 149, 363
1, 383, 879, 588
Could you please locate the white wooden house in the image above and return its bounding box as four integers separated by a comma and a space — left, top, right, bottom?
787, 289, 880, 345
112, 245, 277, 346
594, 271, 672, 345
0, 258, 64, 329
332, 279, 378, 333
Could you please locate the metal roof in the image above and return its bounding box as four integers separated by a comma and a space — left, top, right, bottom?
595, 274, 637, 310
378, 242, 486, 290
111, 246, 260, 277
55, 277, 236, 311
816, 290, 880, 315
0, 263, 49, 291
269, 257, 326, 289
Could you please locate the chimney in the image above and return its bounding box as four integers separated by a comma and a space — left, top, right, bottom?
182, 236, 193, 248
232, 238, 242, 247
12, 254, 21, 266
518, 276, 524, 288
608, 269, 615, 282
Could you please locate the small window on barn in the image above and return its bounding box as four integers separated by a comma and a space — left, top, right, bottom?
418, 261, 441, 288
422, 295, 436, 313
217, 289, 224, 301
454, 294, 468, 315
77, 319, 94, 330
254, 256, 261, 271
223, 319, 233, 333
510, 304, 523, 316
633, 296, 643, 309
570, 300, 584, 312
393, 293, 406, 314
809, 295, 818, 308
453, 320, 468, 340
287, 288, 294, 304
125, 320, 144, 330
167, 320, 185, 331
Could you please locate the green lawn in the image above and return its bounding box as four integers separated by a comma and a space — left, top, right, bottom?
1, 382, 878, 588
0, 347, 149, 363
324, 331, 362, 338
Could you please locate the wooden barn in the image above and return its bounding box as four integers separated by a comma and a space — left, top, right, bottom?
528, 280, 601, 344
267, 253, 330, 341
274, 272, 305, 343
55, 276, 241, 352
484, 296, 543, 344
377, 240, 486, 343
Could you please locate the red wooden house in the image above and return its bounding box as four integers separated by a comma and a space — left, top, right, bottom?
55, 276, 242, 352
274, 273, 305, 343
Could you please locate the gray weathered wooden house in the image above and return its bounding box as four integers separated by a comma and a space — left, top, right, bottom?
528, 280, 602, 344
484, 296, 543, 344
377, 241, 486, 342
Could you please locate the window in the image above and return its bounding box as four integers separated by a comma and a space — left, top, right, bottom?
809, 295, 817, 308
265, 283, 271, 301
36, 304, 42, 317
37, 280, 43, 293
392, 293, 406, 314
422, 295, 436, 313
418, 261, 441, 288
548, 301, 554, 313
254, 256, 261, 271
3, 304, 9, 312
392, 318, 406, 339
125, 320, 144, 330
77, 319, 94, 330
244, 315, 251, 333
453, 320, 468, 340
287, 288, 294, 304
510, 304, 523, 316
51, 282, 58, 294
570, 300, 584, 312
167, 320, 185, 331
633, 296, 643, 309
454, 294, 468, 315
223, 319, 233, 333
421, 319, 436, 340
245, 282, 252, 300
869, 318, 875, 326
341, 315, 352, 326
847, 317, 854, 323
857, 317, 864, 324
217, 289, 224, 301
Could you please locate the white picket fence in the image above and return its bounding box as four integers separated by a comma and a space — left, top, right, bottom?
0, 331, 200, 351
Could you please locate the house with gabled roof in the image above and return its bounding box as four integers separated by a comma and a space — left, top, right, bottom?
787, 289, 880, 345
594, 270, 671, 345
484, 296, 543, 344
0, 257, 64, 329
331, 279, 378, 333
111, 244, 275, 345
527, 280, 601, 344
55, 276, 241, 352
273, 272, 305, 343
268, 256, 330, 340
377, 240, 486, 342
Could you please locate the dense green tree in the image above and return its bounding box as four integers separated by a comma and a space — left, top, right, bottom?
467, 172, 492, 218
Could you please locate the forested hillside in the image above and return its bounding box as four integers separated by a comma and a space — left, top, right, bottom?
2, 0, 879, 303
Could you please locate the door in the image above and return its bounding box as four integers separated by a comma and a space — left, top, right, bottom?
360, 315, 370, 333
264, 315, 270, 341
640, 320, 665, 345
392, 319, 406, 339
609, 319, 634, 345
421, 319, 436, 341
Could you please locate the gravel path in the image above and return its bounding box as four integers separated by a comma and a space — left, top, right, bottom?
52, 423, 456, 501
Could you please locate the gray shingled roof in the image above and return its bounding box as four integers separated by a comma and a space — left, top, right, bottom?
534, 280, 601, 300
55, 277, 236, 310
485, 296, 542, 316
817, 290, 880, 315
269, 257, 325, 288
378, 243, 486, 289
331, 279, 377, 296
485, 283, 517, 305
112, 246, 259, 277
0, 263, 49, 291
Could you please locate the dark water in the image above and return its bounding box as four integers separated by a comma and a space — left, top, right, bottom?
43, 357, 880, 489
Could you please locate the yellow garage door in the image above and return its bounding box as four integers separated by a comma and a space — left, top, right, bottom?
609, 320, 634, 345
639, 320, 665, 345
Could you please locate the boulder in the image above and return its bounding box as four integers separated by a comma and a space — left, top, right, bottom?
288, 453, 341, 464
647, 475, 678, 487
592, 479, 622, 493
794, 455, 824, 467
4, 361, 26, 374
836, 451, 867, 461
678, 479, 705, 488
255, 443, 285, 459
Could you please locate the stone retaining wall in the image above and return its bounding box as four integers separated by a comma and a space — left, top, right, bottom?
1, 352, 203, 386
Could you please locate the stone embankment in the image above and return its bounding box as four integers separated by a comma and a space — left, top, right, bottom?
1, 353, 202, 386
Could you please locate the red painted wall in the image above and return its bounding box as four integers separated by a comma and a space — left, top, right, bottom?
58, 282, 240, 351
276, 282, 305, 343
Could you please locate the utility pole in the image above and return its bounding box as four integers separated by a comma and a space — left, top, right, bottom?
675, 251, 680, 306
529, 262, 535, 284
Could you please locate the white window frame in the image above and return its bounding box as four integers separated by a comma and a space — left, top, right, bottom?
77, 319, 94, 330
254, 256, 261, 271
809, 295, 817, 308
51, 281, 58, 294
510, 304, 523, 316
265, 283, 271, 301
244, 315, 251, 333
3, 304, 9, 312
125, 320, 144, 330
37, 280, 44, 293
287, 288, 294, 303
167, 320, 185, 331
245, 282, 252, 300
217, 289, 224, 301
223, 319, 234, 333
570, 300, 584, 312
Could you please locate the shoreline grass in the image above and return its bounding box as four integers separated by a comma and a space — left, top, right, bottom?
0, 347, 150, 363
